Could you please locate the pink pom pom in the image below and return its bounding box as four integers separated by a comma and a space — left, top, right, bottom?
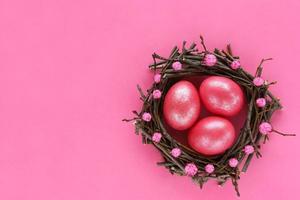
204, 54, 217, 66
229, 158, 239, 168
172, 61, 182, 71
142, 112, 152, 122
154, 74, 161, 83
185, 163, 198, 176
256, 98, 266, 107
244, 145, 255, 155
231, 60, 241, 69
259, 122, 272, 135
152, 89, 162, 99
152, 132, 162, 143
205, 164, 215, 174
253, 77, 264, 86
171, 148, 181, 158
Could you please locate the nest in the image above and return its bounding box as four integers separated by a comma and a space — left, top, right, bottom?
124, 36, 294, 196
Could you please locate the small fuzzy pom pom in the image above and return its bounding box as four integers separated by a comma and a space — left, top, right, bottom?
172, 61, 182, 71
152, 132, 162, 143
142, 112, 152, 122
253, 77, 264, 86
244, 145, 255, 155
256, 98, 266, 107
154, 74, 161, 83
229, 158, 239, 168
204, 54, 217, 66
231, 60, 241, 69
259, 122, 272, 135
185, 163, 198, 176
152, 89, 162, 99
205, 164, 215, 174
171, 148, 181, 158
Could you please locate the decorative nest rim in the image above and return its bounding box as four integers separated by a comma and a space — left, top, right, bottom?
124, 36, 294, 196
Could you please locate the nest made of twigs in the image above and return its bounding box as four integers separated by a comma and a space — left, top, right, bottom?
124, 37, 294, 196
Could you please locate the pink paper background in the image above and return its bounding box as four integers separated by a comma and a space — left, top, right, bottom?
0, 0, 300, 199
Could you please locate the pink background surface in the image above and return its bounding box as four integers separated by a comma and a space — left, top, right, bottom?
0, 0, 300, 199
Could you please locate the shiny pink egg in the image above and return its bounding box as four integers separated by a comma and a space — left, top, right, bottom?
163, 80, 201, 131
188, 116, 236, 156
199, 76, 244, 117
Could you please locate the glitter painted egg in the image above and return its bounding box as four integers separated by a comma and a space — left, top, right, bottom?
199, 76, 244, 117
188, 116, 236, 156
163, 80, 201, 131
